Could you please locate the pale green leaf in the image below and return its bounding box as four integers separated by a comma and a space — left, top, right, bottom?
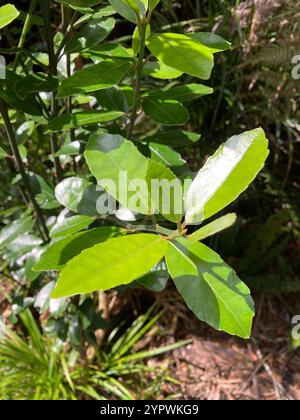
85, 133, 149, 214
49, 215, 95, 238
147, 33, 214, 79
0, 4, 19, 29
146, 160, 183, 222
34, 227, 125, 271
51, 233, 168, 298
185, 128, 269, 224
188, 213, 237, 243
143, 61, 183, 79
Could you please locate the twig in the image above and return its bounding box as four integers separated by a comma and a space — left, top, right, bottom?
0, 99, 49, 242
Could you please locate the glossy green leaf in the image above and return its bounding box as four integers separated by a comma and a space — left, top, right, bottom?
57, 60, 132, 98
148, 143, 187, 171
166, 238, 254, 338
146, 160, 183, 222
142, 97, 189, 126
147, 33, 214, 79
49, 215, 95, 238
188, 213, 237, 243
147, 84, 213, 102
85, 133, 149, 214
57, 1, 101, 7
144, 130, 201, 148
55, 177, 100, 215
34, 227, 125, 271
16, 121, 35, 145
65, 17, 115, 54
0, 214, 34, 248
0, 71, 43, 116
54, 141, 82, 157
51, 233, 168, 298
143, 61, 183, 79
185, 128, 269, 224
0, 4, 19, 29
3, 234, 42, 261
188, 32, 231, 53
47, 111, 124, 132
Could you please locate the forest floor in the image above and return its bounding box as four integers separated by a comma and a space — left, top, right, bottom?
156, 293, 300, 400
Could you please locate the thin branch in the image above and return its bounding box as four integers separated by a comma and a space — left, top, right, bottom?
0, 99, 49, 242
126, 19, 148, 139
41, 0, 63, 182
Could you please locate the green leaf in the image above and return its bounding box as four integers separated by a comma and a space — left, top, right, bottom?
146, 160, 183, 222
51, 233, 168, 298
108, 0, 148, 23
143, 130, 201, 148
55, 177, 100, 215
142, 97, 189, 126
15, 73, 58, 99
149, 0, 160, 12
47, 111, 124, 132
4, 234, 42, 261
89, 43, 133, 61
54, 141, 82, 157
65, 17, 115, 54
85, 133, 149, 214
147, 33, 214, 79
16, 121, 35, 145
0, 71, 43, 116
94, 86, 131, 112
138, 260, 168, 292
57, 60, 132, 98
185, 128, 269, 224
34, 227, 125, 271
0, 4, 19, 29
49, 215, 95, 238
143, 61, 183, 79
57, 1, 101, 7
74, 6, 116, 26
0, 214, 34, 248
166, 238, 254, 338
147, 143, 187, 171
147, 83, 213, 102
0, 146, 7, 158
188, 32, 231, 53
188, 213, 237, 243
108, 0, 137, 23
